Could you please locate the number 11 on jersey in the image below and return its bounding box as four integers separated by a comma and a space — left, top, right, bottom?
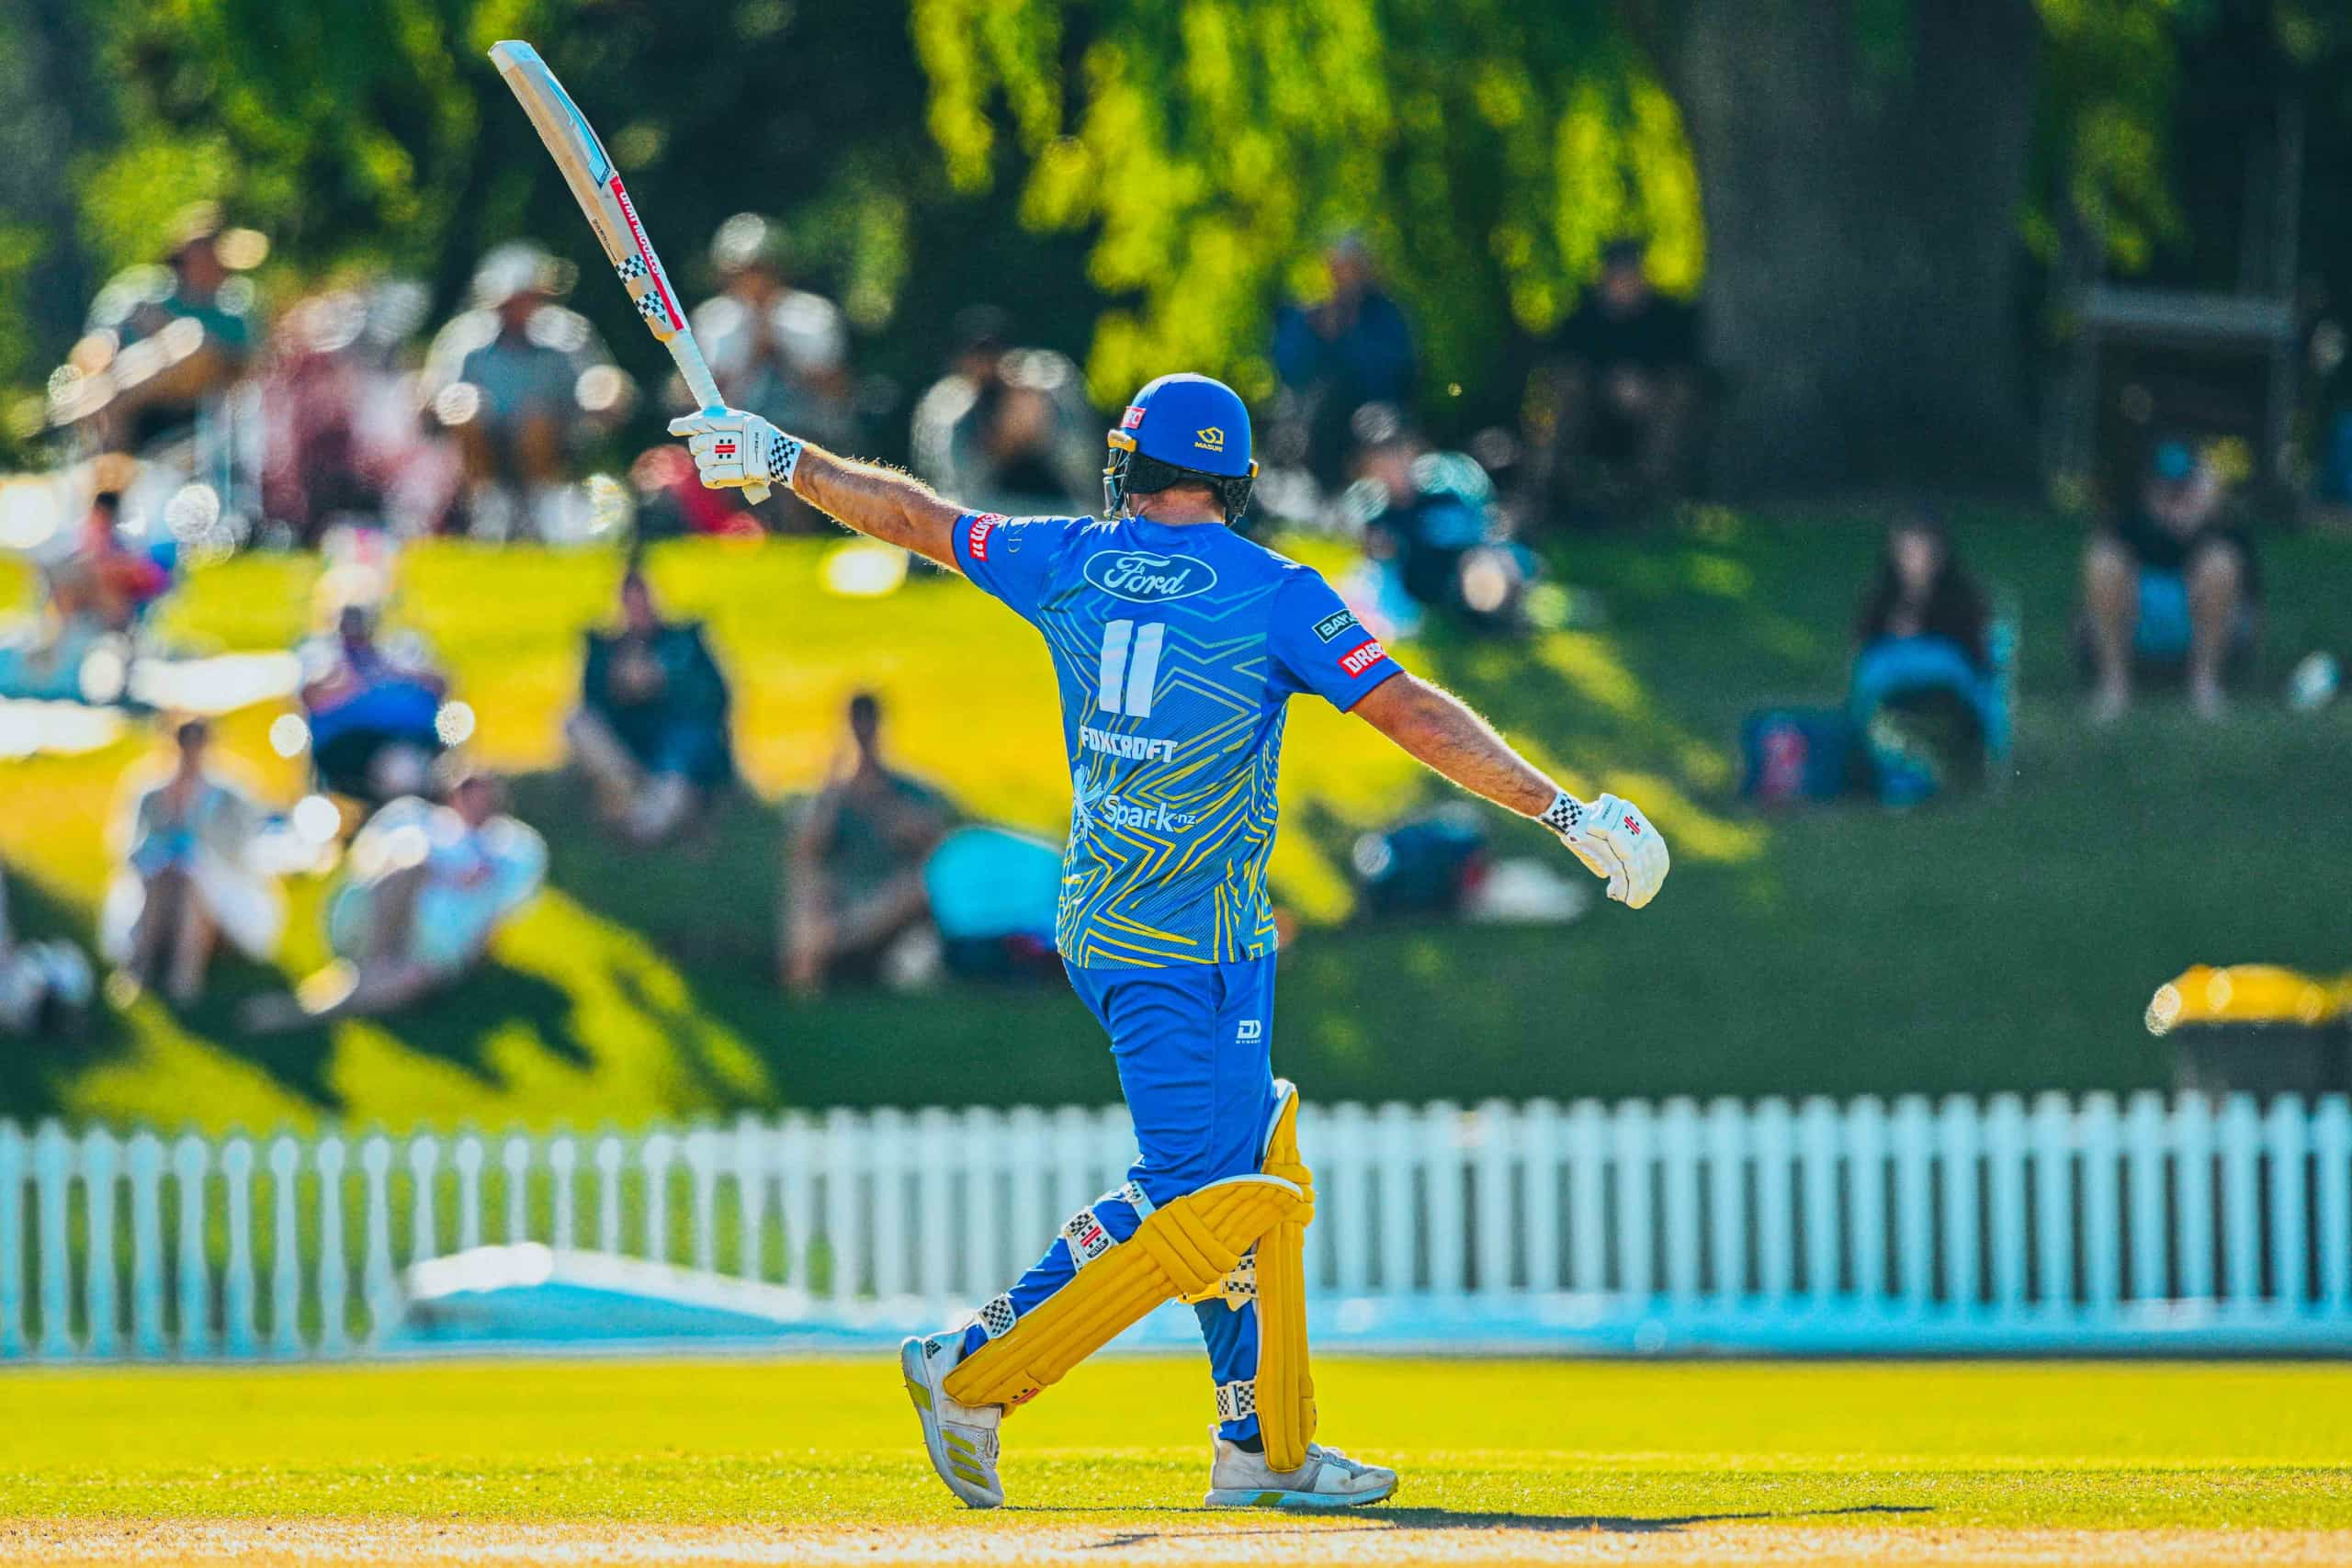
1097, 620, 1165, 718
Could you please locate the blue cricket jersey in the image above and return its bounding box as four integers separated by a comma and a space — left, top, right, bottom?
953, 512, 1403, 968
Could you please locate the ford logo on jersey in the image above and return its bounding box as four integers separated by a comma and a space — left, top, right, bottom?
1083, 550, 1218, 604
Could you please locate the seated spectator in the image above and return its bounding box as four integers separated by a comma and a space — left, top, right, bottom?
1851, 511, 1999, 802
1522, 238, 1700, 525
74, 489, 175, 631
782, 693, 953, 997
1272, 235, 1418, 488
300, 604, 449, 804
2083, 440, 2259, 722
909, 308, 1097, 515
1343, 407, 1538, 636
256, 277, 443, 545
419, 243, 632, 539
100, 718, 282, 1008
51, 203, 260, 453
693, 216, 855, 446
565, 567, 734, 844
240, 765, 545, 1034
0, 867, 94, 1039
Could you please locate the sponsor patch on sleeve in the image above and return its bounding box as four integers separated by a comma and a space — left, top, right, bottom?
965, 513, 1007, 562
1313, 608, 1361, 643
1338, 638, 1390, 678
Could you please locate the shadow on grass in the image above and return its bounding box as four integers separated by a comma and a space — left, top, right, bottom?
0, 870, 132, 1123
1039, 1503, 1932, 1541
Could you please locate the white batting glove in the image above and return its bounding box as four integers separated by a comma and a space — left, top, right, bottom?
665, 407, 803, 491
1535, 789, 1669, 909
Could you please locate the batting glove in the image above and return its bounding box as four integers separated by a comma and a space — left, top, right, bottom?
666, 407, 803, 491
1535, 789, 1669, 910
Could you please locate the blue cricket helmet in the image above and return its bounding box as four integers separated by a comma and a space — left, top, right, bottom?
1103, 373, 1258, 521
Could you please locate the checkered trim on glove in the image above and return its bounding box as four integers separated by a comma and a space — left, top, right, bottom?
1536, 789, 1585, 835
1216, 1380, 1257, 1424
765, 430, 803, 487
977, 1293, 1016, 1340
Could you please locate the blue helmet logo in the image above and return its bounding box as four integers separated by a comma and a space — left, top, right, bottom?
1083, 549, 1219, 603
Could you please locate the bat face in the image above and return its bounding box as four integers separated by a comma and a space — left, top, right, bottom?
491, 39, 685, 341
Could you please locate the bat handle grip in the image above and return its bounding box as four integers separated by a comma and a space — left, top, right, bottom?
672, 332, 769, 503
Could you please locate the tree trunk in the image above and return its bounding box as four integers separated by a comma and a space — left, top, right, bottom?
1661, 0, 2040, 495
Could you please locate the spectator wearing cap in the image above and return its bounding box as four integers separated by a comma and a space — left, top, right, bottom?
418, 242, 633, 538
1272, 235, 1419, 488
240, 764, 545, 1034
2082, 440, 2260, 722
1522, 238, 1701, 525
909, 306, 1099, 515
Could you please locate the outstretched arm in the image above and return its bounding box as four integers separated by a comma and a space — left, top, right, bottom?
1351, 671, 1670, 909
1351, 672, 1555, 815
668, 412, 966, 571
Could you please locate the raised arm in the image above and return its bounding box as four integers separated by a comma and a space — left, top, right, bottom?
1351, 671, 1669, 909
668, 412, 967, 571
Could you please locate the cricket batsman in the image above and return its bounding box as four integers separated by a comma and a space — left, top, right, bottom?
670, 373, 1668, 1510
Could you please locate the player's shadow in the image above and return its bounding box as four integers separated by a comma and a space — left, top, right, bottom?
1039, 1502, 1930, 1544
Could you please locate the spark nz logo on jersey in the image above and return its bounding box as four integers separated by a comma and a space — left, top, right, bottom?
1083, 551, 1218, 604
1071, 767, 1196, 837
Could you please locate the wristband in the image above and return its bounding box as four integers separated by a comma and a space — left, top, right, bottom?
1532, 788, 1585, 834
765, 428, 804, 488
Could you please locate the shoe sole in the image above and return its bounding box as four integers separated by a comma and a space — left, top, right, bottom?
1204, 1475, 1397, 1509
899, 1337, 1003, 1510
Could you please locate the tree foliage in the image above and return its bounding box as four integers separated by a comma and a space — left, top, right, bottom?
913, 0, 1703, 413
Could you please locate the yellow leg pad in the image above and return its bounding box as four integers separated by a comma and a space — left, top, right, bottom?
943, 1173, 1306, 1413
1254, 1086, 1317, 1472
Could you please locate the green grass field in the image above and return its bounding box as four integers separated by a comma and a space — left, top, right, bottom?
3, 1358, 2350, 1564
4, 510, 2350, 1134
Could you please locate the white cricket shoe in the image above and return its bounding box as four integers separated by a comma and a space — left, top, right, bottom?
1204, 1428, 1398, 1508
899, 1333, 1004, 1509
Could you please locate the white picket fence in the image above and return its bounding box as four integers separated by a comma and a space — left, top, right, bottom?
4, 1090, 2350, 1360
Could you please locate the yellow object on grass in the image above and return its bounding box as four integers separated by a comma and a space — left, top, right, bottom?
2145, 964, 2350, 1036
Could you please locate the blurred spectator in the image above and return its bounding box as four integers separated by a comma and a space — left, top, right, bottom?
74, 488, 175, 630
419, 243, 633, 539
100, 718, 282, 1008
565, 566, 734, 845
240, 765, 546, 1034
1343, 407, 1537, 637
299, 604, 449, 804
51, 203, 262, 454
627, 445, 764, 540
2083, 440, 2260, 722
1850, 511, 2001, 803
910, 307, 1097, 515
256, 279, 445, 544
0, 868, 93, 1039
1272, 235, 1419, 488
0, 482, 165, 702
1522, 239, 1701, 524
783, 693, 953, 997
1856, 510, 1993, 675
692, 213, 855, 450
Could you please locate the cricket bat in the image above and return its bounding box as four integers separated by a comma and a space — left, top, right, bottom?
488, 39, 768, 502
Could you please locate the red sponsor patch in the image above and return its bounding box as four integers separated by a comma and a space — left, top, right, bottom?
966, 513, 1007, 561
1120, 405, 1147, 430
1338, 638, 1390, 678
